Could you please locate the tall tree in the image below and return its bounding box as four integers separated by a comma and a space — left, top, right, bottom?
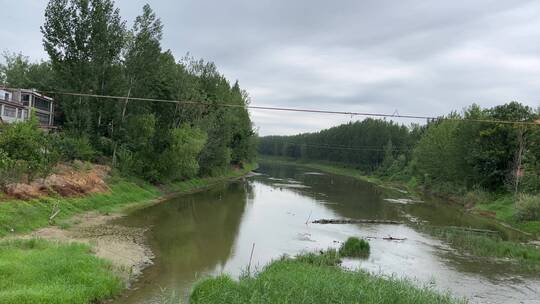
41, 0, 126, 132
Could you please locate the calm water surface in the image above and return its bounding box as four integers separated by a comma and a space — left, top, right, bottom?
114, 162, 540, 304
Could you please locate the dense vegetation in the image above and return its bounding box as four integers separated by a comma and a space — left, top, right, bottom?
190, 250, 464, 304
0, 0, 256, 186
0, 239, 122, 304
259, 103, 540, 228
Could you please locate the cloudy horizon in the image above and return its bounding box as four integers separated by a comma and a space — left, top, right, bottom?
1, 0, 539, 135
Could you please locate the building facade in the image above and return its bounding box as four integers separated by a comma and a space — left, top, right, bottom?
0, 88, 55, 128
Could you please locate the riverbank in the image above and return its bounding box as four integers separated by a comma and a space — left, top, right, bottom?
260, 156, 540, 238
190, 250, 465, 304
0, 163, 256, 304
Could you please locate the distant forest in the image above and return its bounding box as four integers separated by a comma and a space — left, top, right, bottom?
0, 0, 256, 184
259, 103, 540, 194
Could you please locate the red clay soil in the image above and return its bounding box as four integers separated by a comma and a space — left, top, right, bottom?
4, 163, 110, 200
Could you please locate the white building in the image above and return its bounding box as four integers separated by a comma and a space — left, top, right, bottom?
0, 88, 55, 128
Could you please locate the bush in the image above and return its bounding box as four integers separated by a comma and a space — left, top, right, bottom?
516, 194, 540, 221
0, 118, 54, 181
339, 237, 370, 258
0, 151, 24, 188
52, 133, 96, 162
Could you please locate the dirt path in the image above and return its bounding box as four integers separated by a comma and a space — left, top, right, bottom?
21, 212, 154, 284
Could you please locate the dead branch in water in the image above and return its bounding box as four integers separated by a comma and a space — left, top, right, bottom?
312, 219, 402, 225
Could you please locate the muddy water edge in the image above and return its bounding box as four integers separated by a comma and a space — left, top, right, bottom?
112, 162, 540, 304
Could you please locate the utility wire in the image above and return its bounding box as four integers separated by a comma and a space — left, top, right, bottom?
278, 142, 412, 152
2, 87, 539, 126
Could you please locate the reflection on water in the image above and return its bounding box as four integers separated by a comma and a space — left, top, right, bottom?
114, 162, 540, 304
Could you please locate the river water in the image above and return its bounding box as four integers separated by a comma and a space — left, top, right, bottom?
114, 162, 540, 304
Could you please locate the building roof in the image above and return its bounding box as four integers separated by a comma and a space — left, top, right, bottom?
0, 87, 54, 101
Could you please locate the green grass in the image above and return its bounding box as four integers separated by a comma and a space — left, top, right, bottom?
475, 195, 540, 236
339, 237, 370, 258
0, 180, 161, 237
0, 239, 123, 304
190, 251, 464, 304
424, 226, 540, 264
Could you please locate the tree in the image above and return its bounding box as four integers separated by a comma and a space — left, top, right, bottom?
41, 0, 126, 132
0, 52, 54, 90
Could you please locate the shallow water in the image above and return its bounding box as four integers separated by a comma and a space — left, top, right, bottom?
113, 162, 540, 304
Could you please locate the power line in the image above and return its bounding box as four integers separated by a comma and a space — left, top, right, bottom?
277, 142, 412, 152
2, 87, 539, 126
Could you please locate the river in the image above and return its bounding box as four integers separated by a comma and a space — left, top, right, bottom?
113, 162, 540, 304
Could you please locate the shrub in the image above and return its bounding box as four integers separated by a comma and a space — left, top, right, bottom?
0, 151, 24, 188
516, 194, 540, 221
0, 118, 54, 181
339, 237, 370, 258
53, 133, 96, 161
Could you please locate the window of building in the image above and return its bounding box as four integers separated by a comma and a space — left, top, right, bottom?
36, 112, 50, 125
3, 106, 16, 117
17, 109, 22, 118
22, 94, 30, 106
34, 97, 50, 111
4, 93, 8, 101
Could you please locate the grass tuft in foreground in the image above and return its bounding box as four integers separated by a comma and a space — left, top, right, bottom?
0, 239, 123, 304
339, 237, 370, 258
190, 250, 464, 304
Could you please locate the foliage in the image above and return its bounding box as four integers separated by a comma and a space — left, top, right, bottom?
0, 52, 54, 90
339, 237, 370, 257
0, 118, 55, 182
50, 133, 97, 162
0, 239, 122, 304
157, 125, 207, 182
190, 251, 464, 304
259, 118, 415, 173
259, 103, 540, 223
515, 194, 540, 221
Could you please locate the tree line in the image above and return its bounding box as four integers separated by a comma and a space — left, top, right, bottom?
259, 102, 540, 197
0, 0, 256, 184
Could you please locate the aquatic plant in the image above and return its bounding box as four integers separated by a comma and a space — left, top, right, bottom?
339, 237, 370, 258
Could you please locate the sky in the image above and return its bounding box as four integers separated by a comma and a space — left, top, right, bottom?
1, 0, 539, 135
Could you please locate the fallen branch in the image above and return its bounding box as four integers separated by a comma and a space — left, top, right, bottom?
312, 219, 402, 225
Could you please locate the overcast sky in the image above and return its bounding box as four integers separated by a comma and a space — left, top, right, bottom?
1, 1, 539, 135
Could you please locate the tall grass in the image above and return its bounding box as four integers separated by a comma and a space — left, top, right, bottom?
190, 251, 464, 304
425, 226, 540, 263
339, 237, 370, 258
0, 239, 123, 304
